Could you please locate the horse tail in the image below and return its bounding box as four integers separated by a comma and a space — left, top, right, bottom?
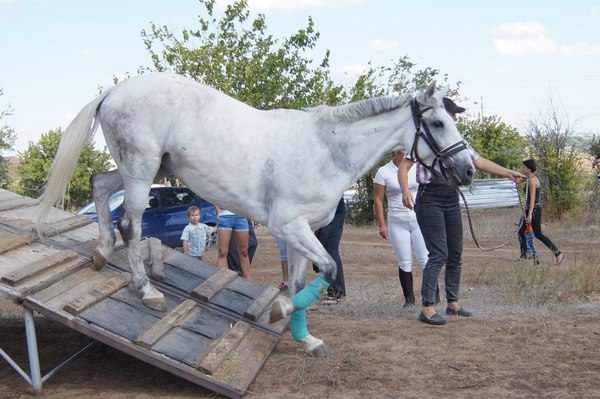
35, 89, 112, 235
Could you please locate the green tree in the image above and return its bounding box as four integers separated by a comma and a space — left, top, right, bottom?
141, 0, 342, 109
16, 128, 111, 210
524, 98, 582, 219
588, 135, 600, 159
343, 58, 460, 225
459, 115, 527, 175
0, 89, 16, 189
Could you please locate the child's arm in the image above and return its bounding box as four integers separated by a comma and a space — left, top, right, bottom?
182, 240, 189, 255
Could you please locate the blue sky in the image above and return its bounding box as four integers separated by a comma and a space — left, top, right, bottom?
1, 0, 599, 155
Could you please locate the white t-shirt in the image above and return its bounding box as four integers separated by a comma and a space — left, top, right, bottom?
373, 160, 419, 223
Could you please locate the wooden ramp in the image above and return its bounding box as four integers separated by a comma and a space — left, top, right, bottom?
0, 189, 288, 398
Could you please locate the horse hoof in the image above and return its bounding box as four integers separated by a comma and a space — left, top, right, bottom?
269, 296, 294, 323
92, 248, 108, 270
307, 343, 331, 358
142, 296, 167, 312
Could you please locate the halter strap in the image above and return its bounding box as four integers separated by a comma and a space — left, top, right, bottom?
409, 99, 468, 182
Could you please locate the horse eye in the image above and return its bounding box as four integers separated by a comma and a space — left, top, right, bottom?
432, 120, 444, 128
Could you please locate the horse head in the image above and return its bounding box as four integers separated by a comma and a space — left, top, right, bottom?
409, 81, 475, 186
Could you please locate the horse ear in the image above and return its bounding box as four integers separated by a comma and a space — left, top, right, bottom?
424, 80, 437, 100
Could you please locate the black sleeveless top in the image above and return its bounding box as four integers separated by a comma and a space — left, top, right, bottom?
523, 178, 541, 206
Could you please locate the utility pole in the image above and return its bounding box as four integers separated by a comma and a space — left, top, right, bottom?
480, 96, 484, 122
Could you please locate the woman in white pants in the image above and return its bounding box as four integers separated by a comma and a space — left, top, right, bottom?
374, 151, 428, 307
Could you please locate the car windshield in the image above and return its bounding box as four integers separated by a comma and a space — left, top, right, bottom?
78, 191, 125, 214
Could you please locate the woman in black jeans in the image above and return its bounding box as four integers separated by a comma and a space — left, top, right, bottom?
398, 98, 525, 325
518, 159, 564, 265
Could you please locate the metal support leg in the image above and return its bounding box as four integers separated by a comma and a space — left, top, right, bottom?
24, 308, 42, 394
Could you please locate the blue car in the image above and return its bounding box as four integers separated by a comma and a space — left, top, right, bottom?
77, 186, 217, 248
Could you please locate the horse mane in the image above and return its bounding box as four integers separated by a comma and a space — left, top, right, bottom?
308, 94, 413, 122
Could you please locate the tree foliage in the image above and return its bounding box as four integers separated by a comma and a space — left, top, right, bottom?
15, 129, 111, 210
0, 89, 16, 189
588, 135, 600, 159
524, 98, 582, 219
141, 0, 341, 109
459, 115, 527, 175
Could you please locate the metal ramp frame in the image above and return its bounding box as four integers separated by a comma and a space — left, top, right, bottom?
0, 188, 288, 398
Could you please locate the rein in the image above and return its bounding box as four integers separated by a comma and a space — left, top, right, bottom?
459, 181, 529, 252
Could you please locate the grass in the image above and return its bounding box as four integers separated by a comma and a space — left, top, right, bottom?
460, 208, 600, 307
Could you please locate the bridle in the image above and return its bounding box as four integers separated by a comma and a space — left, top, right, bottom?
409, 99, 468, 184
409, 98, 528, 253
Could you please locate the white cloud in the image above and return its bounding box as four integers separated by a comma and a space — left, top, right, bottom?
493, 35, 557, 56
215, 0, 372, 13
491, 20, 600, 57
490, 21, 547, 36
371, 38, 400, 51
79, 49, 92, 57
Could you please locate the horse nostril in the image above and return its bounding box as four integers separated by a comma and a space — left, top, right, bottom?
466, 165, 475, 179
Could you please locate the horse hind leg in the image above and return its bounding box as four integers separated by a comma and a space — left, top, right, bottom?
118, 181, 166, 312
90, 170, 123, 269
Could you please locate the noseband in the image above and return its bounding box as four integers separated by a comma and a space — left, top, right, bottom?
409, 99, 468, 183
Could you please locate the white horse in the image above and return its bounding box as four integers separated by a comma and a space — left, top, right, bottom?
36, 73, 474, 356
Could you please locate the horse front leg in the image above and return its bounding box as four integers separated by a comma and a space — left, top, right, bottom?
118, 199, 166, 312
90, 170, 123, 269
269, 224, 338, 357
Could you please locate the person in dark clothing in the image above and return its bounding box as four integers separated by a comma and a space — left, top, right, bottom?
517, 159, 564, 265
312, 197, 347, 304
227, 219, 258, 276
399, 98, 525, 325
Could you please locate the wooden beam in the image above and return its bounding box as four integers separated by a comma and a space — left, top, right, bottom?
0, 231, 38, 255
148, 237, 165, 281
195, 321, 251, 375
1, 249, 79, 286
243, 286, 280, 321
191, 268, 238, 302
63, 272, 132, 315
39, 215, 93, 237
135, 299, 197, 348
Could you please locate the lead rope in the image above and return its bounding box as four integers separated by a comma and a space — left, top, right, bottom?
459, 181, 528, 252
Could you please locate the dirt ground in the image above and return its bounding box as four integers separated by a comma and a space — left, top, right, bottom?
1, 224, 600, 399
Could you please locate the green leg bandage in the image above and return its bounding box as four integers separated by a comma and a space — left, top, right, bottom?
291, 275, 330, 309
290, 309, 309, 341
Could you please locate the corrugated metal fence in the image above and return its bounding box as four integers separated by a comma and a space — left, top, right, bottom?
459, 178, 522, 209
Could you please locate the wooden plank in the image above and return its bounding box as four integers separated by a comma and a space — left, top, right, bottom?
110, 284, 182, 318
16, 258, 92, 300
211, 289, 254, 315
44, 268, 120, 310
136, 299, 196, 348
63, 272, 132, 315
31, 266, 99, 303
0, 196, 37, 211
79, 296, 160, 341
191, 268, 239, 302
151, 326, 214, 366
195, 321, 252, 375
213, 327, 279, 390
163, 251, 217, 280
0, 231, 38, 255
179, 307, 233, 340
242, 286, 280, 321
148, 237, 165, 281
1, 249, 79, 286
40, 215, 93, 237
